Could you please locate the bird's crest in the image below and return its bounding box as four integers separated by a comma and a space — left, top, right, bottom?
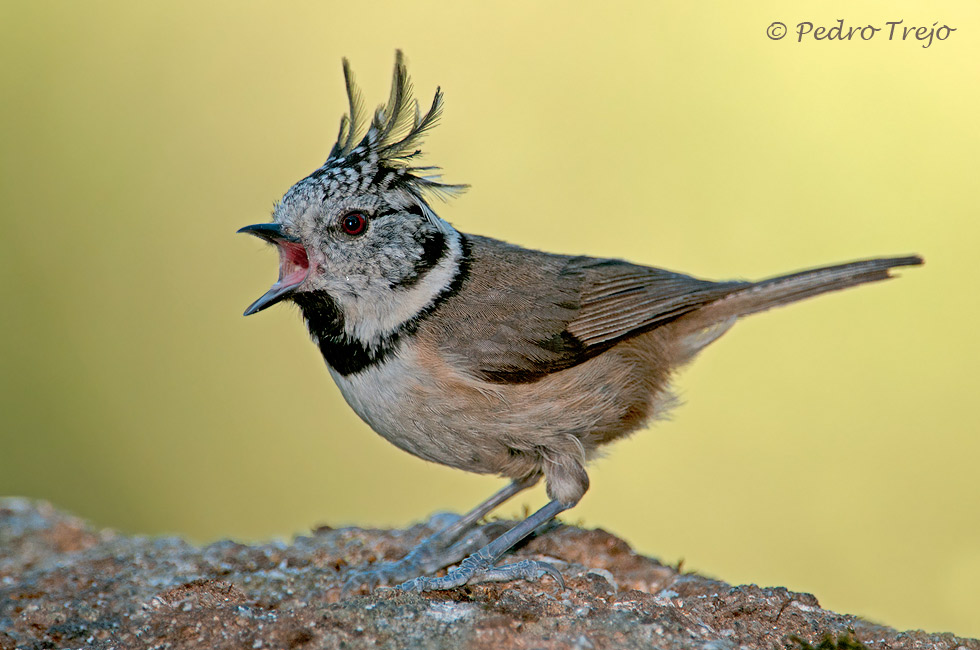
309, 51, 466, 200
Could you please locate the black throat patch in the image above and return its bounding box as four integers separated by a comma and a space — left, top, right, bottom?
291, 291, 399, 376
293, 235, 471, 376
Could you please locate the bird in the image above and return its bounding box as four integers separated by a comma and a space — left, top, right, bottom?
238, 52, 922, 592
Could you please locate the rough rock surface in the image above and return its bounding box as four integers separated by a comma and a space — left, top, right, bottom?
0, 499, 975, 650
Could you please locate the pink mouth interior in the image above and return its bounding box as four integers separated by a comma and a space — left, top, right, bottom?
276, 240, 310, 289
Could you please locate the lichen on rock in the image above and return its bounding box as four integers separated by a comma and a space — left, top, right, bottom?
0, 499, 976, 650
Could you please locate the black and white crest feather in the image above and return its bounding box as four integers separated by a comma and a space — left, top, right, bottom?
311, 51, 466, 201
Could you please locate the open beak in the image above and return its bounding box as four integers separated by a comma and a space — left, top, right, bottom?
238, 223, 310, 316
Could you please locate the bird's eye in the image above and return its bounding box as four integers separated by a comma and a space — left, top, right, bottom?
340, 212, 368, 236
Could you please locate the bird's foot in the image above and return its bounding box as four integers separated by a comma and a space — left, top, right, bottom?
397, 551, 565, 592
343, 518, 499, 594
343, 556, 426, 594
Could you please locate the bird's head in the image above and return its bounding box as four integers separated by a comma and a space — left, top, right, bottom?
239, 52, 466, 345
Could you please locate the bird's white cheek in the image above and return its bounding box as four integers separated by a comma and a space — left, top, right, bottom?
333, 230, 463, 346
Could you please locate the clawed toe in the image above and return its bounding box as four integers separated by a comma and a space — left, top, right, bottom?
348, 498, 571, 595
343, 559, 422, 595
396, 555, 565, 592
477, 558, 565, 590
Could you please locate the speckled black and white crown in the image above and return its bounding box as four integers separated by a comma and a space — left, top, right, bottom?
303, 51, 465, 201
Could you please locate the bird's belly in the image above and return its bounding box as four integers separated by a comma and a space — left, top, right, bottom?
325, 335, 674, 478
327, 349, 502, 474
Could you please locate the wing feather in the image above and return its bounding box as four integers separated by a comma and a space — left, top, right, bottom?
566, 258, 747, 346
424, 236, 745, 382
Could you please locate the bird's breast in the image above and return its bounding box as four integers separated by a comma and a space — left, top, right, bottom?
324, 332, 677, 477
325, 344, 508, 473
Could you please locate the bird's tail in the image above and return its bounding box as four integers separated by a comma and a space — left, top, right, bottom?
672, 255, 923, 358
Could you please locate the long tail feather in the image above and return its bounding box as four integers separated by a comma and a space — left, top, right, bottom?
674, 255, 923, 352
717, 255, 921, 318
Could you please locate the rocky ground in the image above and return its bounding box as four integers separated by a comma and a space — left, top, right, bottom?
0, 498, 975, 650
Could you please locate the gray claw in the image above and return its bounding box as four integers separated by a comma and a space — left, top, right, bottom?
395, 556, 565, 592
471, 558, 566, 589
396, 577, 428, 592
343, 559, 424, 595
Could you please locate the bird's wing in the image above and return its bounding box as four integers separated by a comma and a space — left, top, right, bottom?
565, 257, 748, 348
426, 236, 746, 383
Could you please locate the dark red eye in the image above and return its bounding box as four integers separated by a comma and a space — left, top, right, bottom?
340, 211, 367, 236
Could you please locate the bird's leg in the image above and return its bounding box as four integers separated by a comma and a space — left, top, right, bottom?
342, 475, 539, 592
399, 498, 571, 592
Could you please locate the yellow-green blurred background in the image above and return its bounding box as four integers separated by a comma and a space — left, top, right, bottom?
2, 0, 978, 637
